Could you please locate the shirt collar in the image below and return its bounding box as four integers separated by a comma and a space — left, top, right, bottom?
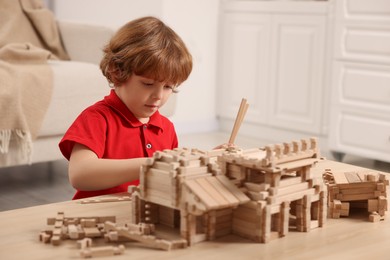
104, 89, 164, 132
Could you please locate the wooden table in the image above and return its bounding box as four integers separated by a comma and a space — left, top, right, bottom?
1, 160, 389, 260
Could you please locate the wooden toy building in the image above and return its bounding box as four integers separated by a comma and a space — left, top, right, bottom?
130, 137, 327, 244
323, 169, 388, 222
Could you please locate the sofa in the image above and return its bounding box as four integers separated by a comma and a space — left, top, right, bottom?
28, 20, 114, 167
0, 20, 176, 168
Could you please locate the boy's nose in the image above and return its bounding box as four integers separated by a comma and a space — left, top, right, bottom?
153, 86, 164, 99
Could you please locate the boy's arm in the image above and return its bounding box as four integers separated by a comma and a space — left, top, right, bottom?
68, 143, 147, 191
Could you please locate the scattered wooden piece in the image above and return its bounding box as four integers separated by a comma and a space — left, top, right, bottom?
80, 196, 131, 204
80, 244, 125, 258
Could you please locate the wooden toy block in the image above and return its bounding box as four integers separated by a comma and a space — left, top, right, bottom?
51, 212, 65, 246
279, 176, 302, 187
232, 203, 262, 242
368, 199, 379, 212
340, 202, 350, 216
92, 221, 173, 250
247, 191, 269, 201
302, 195, 311, 232
80, 244, 125, 258
80, 218, 97, 228
368, 212, 383, 222
42, 212, 117, 246
228, 98, 249, 145
80, 195, 131, 204
68, 224, 80, 240
47, 216, 116, 226
77, 238, 92, 249
154, 161, 180, 171
39, 231, 52, 243
244, 182, 270, 192
280, 201, 290, 237
261, 205, 271, 243
268, 181, 310, 196
178, 166, 209, 175
83, 227, 102, 238
345, 172, 363, 183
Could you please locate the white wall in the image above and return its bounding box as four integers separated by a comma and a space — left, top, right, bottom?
50, 0, 220, 134
52, 0, 164, 28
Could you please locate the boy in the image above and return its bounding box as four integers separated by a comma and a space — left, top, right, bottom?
59, 16, 192, 200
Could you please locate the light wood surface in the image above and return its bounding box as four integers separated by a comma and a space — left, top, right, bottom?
0, 160, 389, 260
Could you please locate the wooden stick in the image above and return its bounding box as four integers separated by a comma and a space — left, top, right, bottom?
228, 98, 249, 144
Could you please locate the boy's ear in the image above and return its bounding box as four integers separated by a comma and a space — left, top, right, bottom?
107, 62, 126, 84
109, 69, 121, 86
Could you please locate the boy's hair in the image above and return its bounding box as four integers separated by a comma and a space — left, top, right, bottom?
100, 16, 193, 87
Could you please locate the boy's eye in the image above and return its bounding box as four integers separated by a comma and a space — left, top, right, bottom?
166, 85, 179, 93
143, 82, 154, 86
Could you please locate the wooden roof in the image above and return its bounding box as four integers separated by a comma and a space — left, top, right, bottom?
183, 175, 250, 214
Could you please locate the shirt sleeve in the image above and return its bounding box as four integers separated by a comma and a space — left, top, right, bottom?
59, 108, 108, 160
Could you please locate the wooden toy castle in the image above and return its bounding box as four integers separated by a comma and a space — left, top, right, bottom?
130, 137, 327, 244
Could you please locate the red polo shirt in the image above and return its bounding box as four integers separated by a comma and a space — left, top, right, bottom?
59, 89, 178, 199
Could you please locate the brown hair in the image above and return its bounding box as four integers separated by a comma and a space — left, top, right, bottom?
100, 16, 193, 87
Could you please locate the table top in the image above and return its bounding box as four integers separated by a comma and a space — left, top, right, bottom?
1, 160, 389, 260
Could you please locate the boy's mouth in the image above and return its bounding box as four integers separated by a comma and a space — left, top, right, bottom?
145, 104, 159, 109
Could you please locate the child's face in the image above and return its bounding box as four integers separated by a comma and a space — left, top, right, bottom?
115, 74, 175, 123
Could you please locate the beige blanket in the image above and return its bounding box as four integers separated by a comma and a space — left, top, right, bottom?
0, 0, 69, 165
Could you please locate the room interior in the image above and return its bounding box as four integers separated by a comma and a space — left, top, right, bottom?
0, 0, 389, 212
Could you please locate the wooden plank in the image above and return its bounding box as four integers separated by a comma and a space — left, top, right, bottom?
270, 182, 310, 197
332, 172, 349, 184
232, 224, 260, 239
145, 190, 171, 202
194, 177, 230, 206
206, 176, 240, 206
179, 173, 213, 181
145, 180, 171, 193
279, 177, 302, 187
232, 218, 258, 231
184, 179, 219, 209
244, 182, 270, 192
276, 157, 317, 168
233, 208, 258, 222
215, 175, 250, 203
154, 161, 180, 171
216, 208, 233, 217
340, 193, 378, 201
340, 187, 376, 195
344, 172, 362, 183
178, 166, 208, 175
146, 172, 172, 186
357, 171, 368, 181
145, 194, 175, 209
337, 182, 377, 190
248, 191, 268, 201
270, 188, 316, 205
148, 168, 171, 176
238, 201, 259, 210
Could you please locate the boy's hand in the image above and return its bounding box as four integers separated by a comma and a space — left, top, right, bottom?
213, 143, 235, 150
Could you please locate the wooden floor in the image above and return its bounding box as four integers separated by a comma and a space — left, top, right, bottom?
1, 132, 389, 212
0, 159, 74, 211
